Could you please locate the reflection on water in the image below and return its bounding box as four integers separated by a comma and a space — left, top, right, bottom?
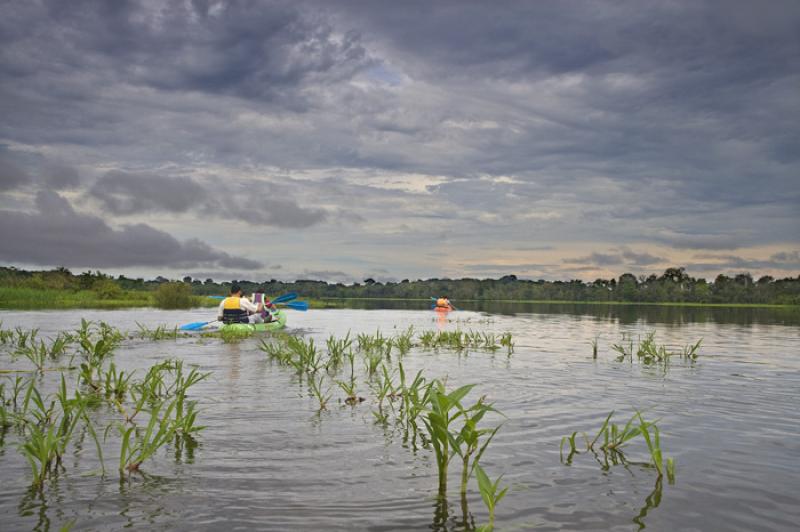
334, 299, 800, 326
0, 306, 798, 531
633, 477, 663, 530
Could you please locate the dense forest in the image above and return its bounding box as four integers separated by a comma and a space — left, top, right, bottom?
2, 266, 798, 305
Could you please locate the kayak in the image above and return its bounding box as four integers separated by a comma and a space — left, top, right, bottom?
433, 306, 453, 313
201, 309, 287, 332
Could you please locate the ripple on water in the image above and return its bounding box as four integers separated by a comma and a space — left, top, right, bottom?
0, 307, 798, 531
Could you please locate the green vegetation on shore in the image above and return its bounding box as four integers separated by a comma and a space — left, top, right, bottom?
1, 266, 798, 310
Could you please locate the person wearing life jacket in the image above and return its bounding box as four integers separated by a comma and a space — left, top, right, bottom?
436, 296, 453, 310
217, 284, 264, 324
253, 289, 278, 323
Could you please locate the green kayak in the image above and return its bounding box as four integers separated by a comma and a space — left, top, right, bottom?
202, 309, 287, 332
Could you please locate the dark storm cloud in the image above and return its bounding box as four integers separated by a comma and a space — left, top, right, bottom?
566, 248, 666, 268
0, 191, 260, 269
1, 0, 371, 102
87, 170, 328, 228
686, 251, 800, 272
41, 163, 81, 189
0, 145, 82, 190
0, 153, 29, 191
89, 170, 207, 215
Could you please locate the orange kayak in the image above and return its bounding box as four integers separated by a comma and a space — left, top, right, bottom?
433, 306, 453, 312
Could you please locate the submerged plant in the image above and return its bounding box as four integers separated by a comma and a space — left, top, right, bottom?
474, 464, 509, 532
119, 398, 176, 474
453, 397, 503, 497
560, 410, 676, 483
420, 381, 475, 495
326, 332, 352, 367
135, 322, 182, 341
611, 332, 701, 367
308, 375, 332, 411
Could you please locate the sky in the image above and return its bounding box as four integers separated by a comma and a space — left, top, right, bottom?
0, 0, 798, 283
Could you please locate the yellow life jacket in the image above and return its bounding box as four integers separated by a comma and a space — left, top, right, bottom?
221, 296, 248, 324
223, 296, 241, 309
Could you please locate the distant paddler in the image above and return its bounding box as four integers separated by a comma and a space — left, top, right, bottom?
433, 296, 455, 311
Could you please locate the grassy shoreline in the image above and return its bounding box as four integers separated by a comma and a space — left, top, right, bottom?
0, 287, 218, 310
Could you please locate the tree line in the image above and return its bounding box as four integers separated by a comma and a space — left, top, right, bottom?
2, 266, 798, 305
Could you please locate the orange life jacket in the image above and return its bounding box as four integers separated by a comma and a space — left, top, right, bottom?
436, 298, 450, 308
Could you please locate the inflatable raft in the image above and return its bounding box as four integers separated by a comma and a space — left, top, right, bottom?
201, 309, 287, 332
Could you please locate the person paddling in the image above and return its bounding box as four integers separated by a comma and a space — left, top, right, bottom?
435, 296, 454, 310
217, 284, 264, 324
254, 287, 278, 322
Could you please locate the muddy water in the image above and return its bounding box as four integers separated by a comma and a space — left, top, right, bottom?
0, 304, 798, 531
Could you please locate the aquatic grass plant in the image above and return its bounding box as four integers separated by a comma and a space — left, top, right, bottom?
363, 349, 383, 377
308, 375, 332, 411
499, 333, 514, 355
395, 326, 414, 353
474, 464, 509, 532
218, 328, 255, 343
357, 330, 389, 352
102, 363, 133, 401
286, 336, 323, 373
453, 397, 503, 497
560, 410, 676, 483
17, 377, 95, 488
326, 332, 352, 366
116, 360, 209, 474
611, 332, 702, 367
419, 381, 476, 494
416, 330, 514, 353
118, 398, 177, 474
369, 365, 396, 423
135, 322, 182, 341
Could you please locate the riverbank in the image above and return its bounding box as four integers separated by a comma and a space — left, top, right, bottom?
0, 287, 218, 310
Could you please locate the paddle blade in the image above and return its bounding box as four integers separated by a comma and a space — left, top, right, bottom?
271, 292, 298, 304
180, 321, 209, 331
283, 301, 309, 311
208, 295, 225, 300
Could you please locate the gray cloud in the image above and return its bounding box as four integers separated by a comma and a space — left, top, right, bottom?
41, 163, 81, 189
566, 247, 666, 268
686, 251, 800, 272
0, 1, 797, 279
0, 190, 260, 269
90, 170, 207, 215
87, 170, 329, 228
0, 151, 30, 190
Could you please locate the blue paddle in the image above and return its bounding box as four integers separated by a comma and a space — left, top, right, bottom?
207, 292, 298, 303
180, 320, 216, 331
282, 301, 309, 311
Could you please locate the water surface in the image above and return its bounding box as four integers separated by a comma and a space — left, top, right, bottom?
1, 304, 798, 531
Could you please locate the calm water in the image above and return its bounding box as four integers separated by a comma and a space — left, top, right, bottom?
1, 304, 799, 531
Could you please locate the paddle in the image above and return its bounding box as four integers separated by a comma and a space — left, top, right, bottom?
207, 292, 298, 303
180, 320, 215, 331
282, 301, 309, 311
